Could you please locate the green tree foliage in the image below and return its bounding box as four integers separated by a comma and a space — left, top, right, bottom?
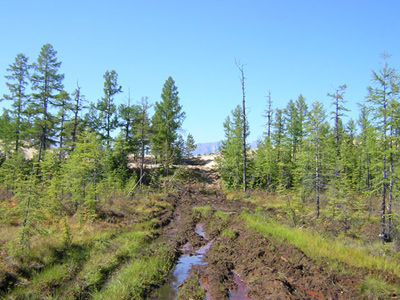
366, 53, 400, 241
184, 133, 196, 158
134, 97, 152, 189
217, 105, 250, 190
151, 76, 185, 174
66, 84, 87, 150
0, 111, 15, 157
284, 95, 307, 161
61, 131, 104, 217
94, 70, 122, 149
253, 136, 276, 191
54, 90, 72, 160
30, 43, 64, 163
2, 53, 31, 153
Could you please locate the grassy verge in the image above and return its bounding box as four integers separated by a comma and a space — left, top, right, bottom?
242, 211, 400, 297
91, 243, 174, 300
1, 192, 173, 299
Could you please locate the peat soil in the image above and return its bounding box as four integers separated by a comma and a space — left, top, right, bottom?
149, 168, 400, 300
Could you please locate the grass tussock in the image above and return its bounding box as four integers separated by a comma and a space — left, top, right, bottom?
193, 205, 212, 217
360, 275, 400, 299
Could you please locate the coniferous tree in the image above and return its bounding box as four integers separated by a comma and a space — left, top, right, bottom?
54, 90, 72, 160
264, 90, 273, 139
236, 61, 248, 191
2, 53, 31, 153
366, 53, 399, 241
118, 92, 139, 158
217, 105, 250, 190
134, 97, 152, 189
184, 133, 196, 158
357, 103, 376, 193
307, 101, 327, 219
61, 131, 104, 217
30, 43, 64, 163
69, 84, 87, 150
95, 70, 122, 149
272, 108, 292, 189
284, 95, 307, 162
151, 77, 185, 174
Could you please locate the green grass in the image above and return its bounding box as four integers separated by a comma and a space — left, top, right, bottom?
220, 228, 238, 240
91, 245, 174, 300
193, 205, 212, 217
360, 275, 400, 299
80, 229, 151, 291
241, 212, 400, 277
7, 222, 156, 299
213, 210, 229, 220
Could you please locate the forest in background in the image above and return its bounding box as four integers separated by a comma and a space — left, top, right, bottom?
218, 52, 400, 244
1, 43, 400, 299
0, 43, 194, 255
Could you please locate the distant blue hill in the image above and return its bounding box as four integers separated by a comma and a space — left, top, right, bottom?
193, 140, 258, 155
193, 141, 222, 155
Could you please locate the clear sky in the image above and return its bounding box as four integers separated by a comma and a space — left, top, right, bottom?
1, 0, 400, 143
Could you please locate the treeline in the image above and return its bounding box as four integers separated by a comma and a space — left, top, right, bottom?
0, 43, 195, 252
218, 54, 399, 242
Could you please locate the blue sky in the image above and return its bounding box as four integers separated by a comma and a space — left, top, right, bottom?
1, 0, 400, 143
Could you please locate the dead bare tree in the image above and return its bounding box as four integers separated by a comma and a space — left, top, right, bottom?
236, 60, 248, 192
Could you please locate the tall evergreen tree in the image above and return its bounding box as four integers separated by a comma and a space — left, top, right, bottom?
151, 76, 185, 174
134, 97, 152, 189
95, 70, 122, 149
54, 90, 72, 160
217, 105, 250, 190
307, 101, 327, 219
30, 43, 64, 163
328, 84, 348, 156
264, 90, 273, 139
69, 84, 87, 150
366, 53, 399, 241
2, 53, 31, 153
184, 133, 196, 158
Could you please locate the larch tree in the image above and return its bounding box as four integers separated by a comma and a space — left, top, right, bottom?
307, 101, 327, 219
134, 97, 152, 190
236, 61, 248, 192
95, 70, 122, 149
151, 76, 185, 175
69, 84, 87, 150
217, 105, 250, 190
264, 90, 273, 139
2, 53, 31, 153
328, 84, 348, 156
54, 90, 71, 160
184, 133, 196, 158
366, 53, 399, 241
30, 43, 64, 163
116, 91, 139, 174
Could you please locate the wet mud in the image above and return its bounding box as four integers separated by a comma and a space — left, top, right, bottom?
148, 169, 398, 299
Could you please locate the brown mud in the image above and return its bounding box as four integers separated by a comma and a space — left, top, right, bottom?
149, 167, 400, 300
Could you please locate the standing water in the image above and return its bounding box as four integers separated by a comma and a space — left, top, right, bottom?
154, 224, 212, 300
154, 223, 251, 300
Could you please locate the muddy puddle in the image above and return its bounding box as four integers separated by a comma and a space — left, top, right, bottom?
154, 224, 212, 299
229, 271, 251, 300
154, 223, 252, 300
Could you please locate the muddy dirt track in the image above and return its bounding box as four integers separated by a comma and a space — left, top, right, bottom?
147, 168, 380, 300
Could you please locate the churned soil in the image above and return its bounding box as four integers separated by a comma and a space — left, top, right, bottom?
153, 169, 375, 300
